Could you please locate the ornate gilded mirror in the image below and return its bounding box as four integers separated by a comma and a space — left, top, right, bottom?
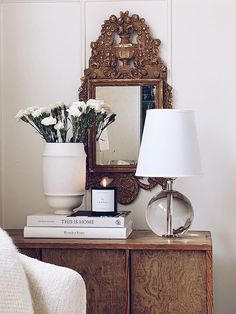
79, 11, 172, 204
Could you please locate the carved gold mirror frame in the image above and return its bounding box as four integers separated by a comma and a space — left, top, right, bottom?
79, 11, 172, 204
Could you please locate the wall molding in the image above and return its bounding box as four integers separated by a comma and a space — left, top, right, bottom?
80, 0, 86, 76
167, 0, 172, 84
0, 4, 5, 226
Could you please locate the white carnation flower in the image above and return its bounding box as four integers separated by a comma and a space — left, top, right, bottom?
64, 103, 70, 109
98, 99, 105, 106
79, 102, 87, 112
23, 106, 39, 115
54, 121, 64, 130
100, 103, 112, 113
28, 106, 39, 113
55, 101, 64, 106
49, 102, 64, 110
32, 107, 49, 118
67, 105, 81, 117
71, 101, 87, 112
41, 116, 57, 126
71, 101, 80, 107
15, 109, 25, 121
86, 99, 96, 107
87, 99, 102, 111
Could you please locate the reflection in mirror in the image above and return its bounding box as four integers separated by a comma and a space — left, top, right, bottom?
96, 86, 139, 166
95, 85, 156, 166
141, 85, 156, 135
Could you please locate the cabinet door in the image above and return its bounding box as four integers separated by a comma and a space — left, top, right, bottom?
131, 250, 207, 314
42, 248, 129, 314
19, 248, 41, 260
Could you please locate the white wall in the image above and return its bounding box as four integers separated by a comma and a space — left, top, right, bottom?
0, 0, 235, 313
0, 2, 3, 227
172, 1, 236, 313
0, 1, 82, 226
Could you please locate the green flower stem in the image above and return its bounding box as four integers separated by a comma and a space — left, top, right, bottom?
17, 102, 116, 144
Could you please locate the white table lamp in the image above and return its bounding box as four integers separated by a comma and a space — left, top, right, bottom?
136, 109, 202, 237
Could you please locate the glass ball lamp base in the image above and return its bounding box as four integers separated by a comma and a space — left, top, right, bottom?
146, 180, 194, 237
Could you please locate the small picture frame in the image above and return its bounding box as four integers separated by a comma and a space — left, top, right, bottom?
91, 187, 117, 216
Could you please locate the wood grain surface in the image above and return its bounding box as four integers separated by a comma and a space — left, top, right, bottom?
8, 230, 212, 250
19, 248, 41, 260
131, 250, 207, 314
42, 248, 129, 314
206, 250, 213, 314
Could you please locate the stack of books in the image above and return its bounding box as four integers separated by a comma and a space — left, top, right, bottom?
24, 211, 133, 239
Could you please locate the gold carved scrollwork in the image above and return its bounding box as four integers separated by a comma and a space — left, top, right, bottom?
80, 11, 172, 204
79, 11, 171, 102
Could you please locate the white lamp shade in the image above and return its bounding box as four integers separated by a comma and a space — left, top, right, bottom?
135, 109, 202, 178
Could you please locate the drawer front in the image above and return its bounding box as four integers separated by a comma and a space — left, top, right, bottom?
42, 248, 129, 314
131, 250, 207, 314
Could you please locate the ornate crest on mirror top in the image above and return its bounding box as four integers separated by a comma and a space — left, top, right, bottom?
79, 11, 172, 204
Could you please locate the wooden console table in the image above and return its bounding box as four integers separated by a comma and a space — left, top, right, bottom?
8, 230, 213, 314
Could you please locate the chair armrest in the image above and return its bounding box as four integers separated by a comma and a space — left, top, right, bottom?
19, 253, 86, 314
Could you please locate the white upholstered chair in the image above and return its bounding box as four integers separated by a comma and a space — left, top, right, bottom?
0, 227, 86, 314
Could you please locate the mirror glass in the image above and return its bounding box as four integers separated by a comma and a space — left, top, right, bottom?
95, 85, 156, 166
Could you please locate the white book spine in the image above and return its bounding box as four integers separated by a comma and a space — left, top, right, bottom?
24, 221, 133, 239
27, 214, 131, 228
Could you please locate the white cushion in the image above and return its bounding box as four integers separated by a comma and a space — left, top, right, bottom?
19, 253, 86, 314
0, 228, 34, 314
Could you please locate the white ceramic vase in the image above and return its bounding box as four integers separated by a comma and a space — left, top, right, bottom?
42, 143, 86, 215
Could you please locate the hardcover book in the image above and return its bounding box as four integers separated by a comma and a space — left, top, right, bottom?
27, 211, 131, 228
24, 220, 133, 239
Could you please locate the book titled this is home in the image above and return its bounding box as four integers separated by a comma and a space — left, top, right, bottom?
27, 211, 131, 228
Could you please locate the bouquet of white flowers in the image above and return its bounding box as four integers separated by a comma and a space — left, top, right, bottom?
15, 99, 116, 143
